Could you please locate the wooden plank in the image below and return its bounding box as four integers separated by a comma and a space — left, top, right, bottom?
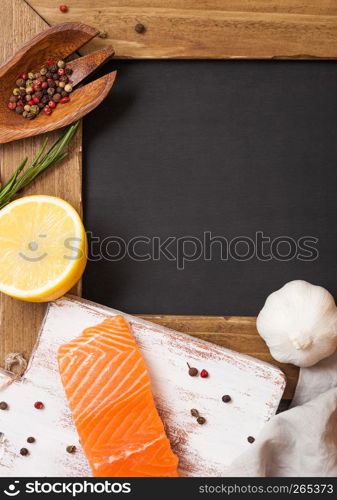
0, 296, 285, 476
0, 0, 82, 367
27, 0, 337, 59
138, 315, 299, 400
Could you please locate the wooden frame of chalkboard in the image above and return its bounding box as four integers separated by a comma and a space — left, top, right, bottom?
3, 1, 337, 401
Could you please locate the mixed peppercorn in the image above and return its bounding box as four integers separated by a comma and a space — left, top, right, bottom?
7, 60, 73, 120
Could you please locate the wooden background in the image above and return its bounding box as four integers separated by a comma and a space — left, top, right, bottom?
5, 0, 337, 399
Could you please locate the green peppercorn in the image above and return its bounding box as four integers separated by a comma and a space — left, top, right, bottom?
22, 111, 28, 118
64, 84, 72, 93
26, 112, 36, 120
24, 104, 31, 112
13, 88, 20, 96
34, 72, 41, 79
58, 81, 65, 89
28, 72, 34, 80
40, 67, 47, 75
57, 60, 65, 69
30, 104, 39, 115
26, 79, 33, 87
25, 94, 32, 101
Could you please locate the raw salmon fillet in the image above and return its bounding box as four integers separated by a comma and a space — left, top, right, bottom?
58, 315, 179, 477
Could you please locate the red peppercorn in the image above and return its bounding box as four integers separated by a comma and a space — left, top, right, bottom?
59, 97, 70, 103
42, 82, 48, 89
46, 60, 56, 66
33, 85, 41, 92
200, 369, 209, 378
34, 401, 44, 409
28, 100, 34, 106
21, 73, 28, 80
59, 5, 68, 13
58, 68, 65, 76
48, 100, 56, 108
33, 96, 40, 104
7, 102, 16, 110
17, 100, 24, 106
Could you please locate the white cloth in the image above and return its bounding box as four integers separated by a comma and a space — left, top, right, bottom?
225, 351, 337, 477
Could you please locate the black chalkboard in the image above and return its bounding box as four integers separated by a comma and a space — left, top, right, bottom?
83, 60, 337, 315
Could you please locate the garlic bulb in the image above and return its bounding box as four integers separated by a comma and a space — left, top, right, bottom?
257, 280, 337, 367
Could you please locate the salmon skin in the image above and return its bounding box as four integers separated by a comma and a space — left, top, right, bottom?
58, 315, 179, 477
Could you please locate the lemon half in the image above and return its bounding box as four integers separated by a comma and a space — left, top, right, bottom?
0, 195, 87, 302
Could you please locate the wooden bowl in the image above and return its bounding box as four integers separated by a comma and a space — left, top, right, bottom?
0, 22, 116, 143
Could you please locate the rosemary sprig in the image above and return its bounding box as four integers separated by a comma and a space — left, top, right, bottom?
0, 121, 80, 210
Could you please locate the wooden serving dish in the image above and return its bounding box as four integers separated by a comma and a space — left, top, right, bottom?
0, 22, 116, 143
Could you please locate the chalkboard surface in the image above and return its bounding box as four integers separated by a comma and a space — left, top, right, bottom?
83, 60, 337, 316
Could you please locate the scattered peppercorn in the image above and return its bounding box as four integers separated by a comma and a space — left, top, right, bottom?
135, 23, 146, 34
190, 408, 200, 418
187, 362, 198, 377
27, 437, 35, 443
34, 401, 44, 409
200, 369, 209, 378
20, 448, 29, 456
197, 416, 206, 425
59, 5, 68, 13
66, 445, 76, 454
98, 30, 108, 39
0, 401, 8, 410
247, 436, 255, 443
222, 395, 231, 403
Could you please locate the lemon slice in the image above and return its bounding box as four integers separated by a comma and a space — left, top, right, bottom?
0, 195, 87, 302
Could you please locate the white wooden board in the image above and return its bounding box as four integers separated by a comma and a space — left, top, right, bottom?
0, 296, 285, 477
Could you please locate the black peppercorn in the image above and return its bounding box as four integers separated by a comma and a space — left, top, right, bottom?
247, 436, 255, 443
15, 106, 24, 114
66, 445, 76, 454
59, 75, 69, 83
46, 71, 52, 79
222, 395, 231, 403
0, 401, 8, 410
56, 87, 63, 94
190, 409, 199, 418
135, 23, 146, 34
61, 90, 69, 98
187, 363, 198, 377
9, 96, 18, 103
52, 73, 59, 81
53, 93, 61, 102
197, 416, 206, 425
50, 64, 58, 73
27, 437, 35, 443
47, 88, 55, 97
65, 67, 73, 76
20, 448, 29, 456
16, 78, 25, 87
48, 80, 56, 88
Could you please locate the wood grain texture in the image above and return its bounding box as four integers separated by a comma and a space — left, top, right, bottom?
138, 315, 299, 400
0, 0, 82, 367
0, 23, 116, 143
0, 296, 285, 477
27, 0, 337, 59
